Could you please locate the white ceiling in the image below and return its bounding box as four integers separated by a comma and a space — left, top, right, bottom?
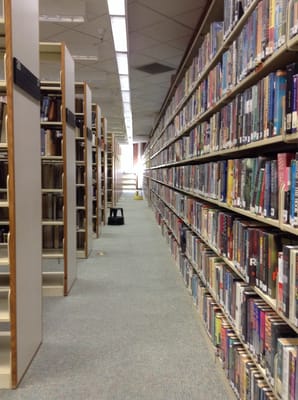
39, 0, 207, 142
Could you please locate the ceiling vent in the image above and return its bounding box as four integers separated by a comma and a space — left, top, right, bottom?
135, 62, 175, 75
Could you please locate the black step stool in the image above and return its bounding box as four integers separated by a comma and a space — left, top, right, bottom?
108, 207, 124, 225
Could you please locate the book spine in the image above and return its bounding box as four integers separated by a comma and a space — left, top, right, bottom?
273, 70, 287, 136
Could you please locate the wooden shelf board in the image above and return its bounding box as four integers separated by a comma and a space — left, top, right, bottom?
40, 121, 62, 126
0, 258, 8, 266
41, 156, 63, 162
42, 249, 63, 259
0, 143, 7, 149
40, 86, 61, 92
41, 188, 63, 193
0, 201, 8, 208
42, 220, 64, 226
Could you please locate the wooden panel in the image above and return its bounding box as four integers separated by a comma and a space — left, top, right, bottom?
85, 84, 93, 256
9, 0, 42, 386
62, 45, 76, 294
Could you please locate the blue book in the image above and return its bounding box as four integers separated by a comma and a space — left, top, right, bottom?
274, 69, 287, 136
290, 158, 296, 225
268, 72, 275, 137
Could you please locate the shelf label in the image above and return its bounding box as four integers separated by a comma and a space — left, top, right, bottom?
13, 57, 40, 101
66, 108, 76, 128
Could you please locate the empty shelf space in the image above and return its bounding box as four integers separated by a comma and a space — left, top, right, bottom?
0, 288, 9, 322
0, 333, 11, 388
42, 271, 64, 296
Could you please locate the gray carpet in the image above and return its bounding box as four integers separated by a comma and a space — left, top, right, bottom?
1, 194, 235, 400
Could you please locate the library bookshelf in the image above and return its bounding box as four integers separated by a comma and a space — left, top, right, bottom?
144, 0, 298, 399
92, 103, 102, 238
75, 82, 93, 258
106, 132, 113, 207
107, 133, 122, 208
40, 42, 77, 296
101, 117, 107, 224
0, 0, 42, 388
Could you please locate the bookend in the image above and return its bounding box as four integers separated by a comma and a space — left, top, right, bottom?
108, 207, 124, 225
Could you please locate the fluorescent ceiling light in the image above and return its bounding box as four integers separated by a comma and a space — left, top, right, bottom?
107, 0, 125, 16
123, 102, 131, 114
72, 55, 98, 61
116, 53, 128, 75
40, 15, 85, 23
111, 17, 127, 52
121, 91, 130, 103
120, 75, 129, 91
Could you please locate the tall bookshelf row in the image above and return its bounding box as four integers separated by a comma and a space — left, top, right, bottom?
101, 117, 108, 224
107, 132, 113, 207
40, 42, 76, 296
144, 1, 298, 399
92, 103, 102, 238
0, 1, 108, 386
0, 0, 42, 388
75, 82, 93, 258
106, 132, 122, 207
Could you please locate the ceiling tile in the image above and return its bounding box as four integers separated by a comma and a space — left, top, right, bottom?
140, 19, 192, 43
137, 0, 205, 18
139, 43, 183, 62
85, 0, 108, 19
129, 53, 158, 69
167, 35, 193, 51
173, 8, 204, 29
70, 15, 111, 43
128, 2, 165, 32
39, 22, 69, 41
129, 32, 159, 51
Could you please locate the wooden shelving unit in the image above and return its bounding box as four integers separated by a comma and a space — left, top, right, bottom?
106, 132, 113, 207
101, 117, 107, 224
0, 0, 42, 388
75, 82, 93, 258
92, 104, 102, 238
144, 1, 298, 399
40, 42, 77, 296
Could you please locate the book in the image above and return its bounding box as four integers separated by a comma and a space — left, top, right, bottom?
286, 63, 298, 134
276, 338, 298, 399
273, 69, 286, 136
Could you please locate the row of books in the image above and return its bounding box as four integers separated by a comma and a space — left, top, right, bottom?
0, 96, 7, 144
150, 151, 298, 226
76, 187, 85, 208
0, 226, 8, 245
76, 209, 86, 230
152, 0, 292, 146
41, 129, 62, 157
222, 1, 287, 91
0, 160, 8, 190
42, 164, 63, 189
77, 231, 85, 250
42, 225, 63, 249
151, 64, 290, 159
42, 193, 63, 221
156, 211, 281, 399
76, 140, 85, 162
164, 20, 224, 121
150, 183, 298, 327
76, 165, 85, 185
40, 95, 62, 122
